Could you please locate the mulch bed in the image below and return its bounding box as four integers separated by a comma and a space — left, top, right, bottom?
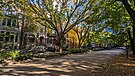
94, 53, 135, 76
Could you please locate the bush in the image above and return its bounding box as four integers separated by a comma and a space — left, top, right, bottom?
0, 41, 13, 49
67, 48, 88, 53
0, 50, 31, 61
0, 41, 4, 48
0, 50, 19, 60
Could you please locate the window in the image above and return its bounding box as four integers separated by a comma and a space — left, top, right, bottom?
7, 19, 11, 26
5, 32, 10, 41
0, 32, 3, 41
6, 32, 10, 35
0, 31, 5, 41
47, 38, 52, 44
29, 35, 35, 43
2, 20, 6, 25
10, 35, 14, 42
0, 20, 2, 26
5, 37, 9, 41
0, 37, 3, 41
40, 28, 44, 33
1, 31, 4, 33
12, 20, 16, 26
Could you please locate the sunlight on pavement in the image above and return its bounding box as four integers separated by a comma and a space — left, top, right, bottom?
0, 49, 124, 76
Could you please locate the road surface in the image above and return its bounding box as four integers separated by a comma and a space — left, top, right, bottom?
0, 49, 124, 76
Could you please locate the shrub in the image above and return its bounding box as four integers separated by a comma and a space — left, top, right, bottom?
0, 50, 20, 60
0, 41, 13, 49
67, 48, 88, 53
0, 41, 4, 48
0, 50, 31, 61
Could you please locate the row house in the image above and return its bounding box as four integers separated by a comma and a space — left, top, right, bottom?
0, 19, 56, 49
0, 12, 60, 50
0, 9, 20, 49
0, 5, 71, 50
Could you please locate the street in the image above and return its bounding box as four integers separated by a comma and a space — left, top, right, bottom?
0, 49, 124, 76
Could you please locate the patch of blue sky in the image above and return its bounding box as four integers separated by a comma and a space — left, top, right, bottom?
28, 0, 43, 6
103, 26, 114, 33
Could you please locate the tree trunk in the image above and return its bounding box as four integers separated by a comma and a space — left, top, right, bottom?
19, 16, 26, 49
133, 25, 135, 55
59, 39, 64, 53
59, 46, 63, 53
121, 0, 135, 55
121, 0, 135, 22
78, 40, 81, 48
127, 29, 135, 55
58, 35, 65, 53
78, 39, 82, 48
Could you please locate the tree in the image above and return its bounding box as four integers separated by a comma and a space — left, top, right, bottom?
24, 0, 103, 52
120, 0, 135, 55
106, 0, 135, 55
99, 1, 129, 47
6, 0, 39, 48
1, 0, 42, 48
0, 0, 13, 18
67, 29, 79, 48
81, 0, 116, 48
73, 22, 91, 48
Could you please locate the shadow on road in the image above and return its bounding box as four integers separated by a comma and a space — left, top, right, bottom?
0, 49, 123, 76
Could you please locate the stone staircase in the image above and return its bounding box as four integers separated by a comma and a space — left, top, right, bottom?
28, 46, 50, 61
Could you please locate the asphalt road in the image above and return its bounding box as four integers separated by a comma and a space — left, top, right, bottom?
0, 49, 124, 76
